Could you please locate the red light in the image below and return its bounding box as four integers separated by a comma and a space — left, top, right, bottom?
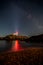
12, 40, 22, 51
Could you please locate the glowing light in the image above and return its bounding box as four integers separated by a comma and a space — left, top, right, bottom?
11, 32, 23, 51
13, 32, 18, 36
12, 40, 22, 51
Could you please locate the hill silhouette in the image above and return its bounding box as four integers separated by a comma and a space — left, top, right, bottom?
28, 34, 43, 43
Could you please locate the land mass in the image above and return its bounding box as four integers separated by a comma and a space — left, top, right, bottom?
0, 34, 43, 43
0, 47, 43, 65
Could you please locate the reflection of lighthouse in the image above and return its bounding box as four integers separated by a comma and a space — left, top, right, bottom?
11, 32, 22, 51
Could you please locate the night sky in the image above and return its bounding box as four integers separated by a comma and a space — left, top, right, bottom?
0, 0, 43, 36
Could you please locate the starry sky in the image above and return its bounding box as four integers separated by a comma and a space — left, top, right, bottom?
0, 0, 43, 36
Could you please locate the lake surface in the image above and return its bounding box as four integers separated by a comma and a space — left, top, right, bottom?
0, 40, 43, 52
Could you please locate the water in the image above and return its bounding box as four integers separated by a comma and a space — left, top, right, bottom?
11, 40, 23, 51
0, 40, 43, 52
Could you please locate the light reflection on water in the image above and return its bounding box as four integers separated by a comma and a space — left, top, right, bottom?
11, 40, 23, 51
0, 40, 43, 52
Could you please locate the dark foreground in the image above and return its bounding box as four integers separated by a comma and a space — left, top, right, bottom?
0, 47, 43, 65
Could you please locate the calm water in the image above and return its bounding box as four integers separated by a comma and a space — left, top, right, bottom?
0, 40, 43, 52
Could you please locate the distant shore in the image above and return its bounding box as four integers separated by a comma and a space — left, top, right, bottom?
0, 34, 43, 43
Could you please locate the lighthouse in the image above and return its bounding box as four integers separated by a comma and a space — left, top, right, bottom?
13, 32, 18, 36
